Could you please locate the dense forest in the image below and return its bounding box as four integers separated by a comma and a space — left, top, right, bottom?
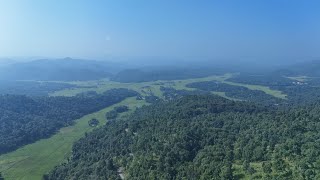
47, 95, 320, 179
0, 88, 138, 154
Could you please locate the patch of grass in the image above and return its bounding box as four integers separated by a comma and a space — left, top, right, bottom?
287, 76, 310, 82
0, 97, 147, 180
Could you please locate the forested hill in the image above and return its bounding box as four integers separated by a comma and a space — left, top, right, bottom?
0, 58, 113, 81
47, 95, 320, 179
0, 88, 138, 155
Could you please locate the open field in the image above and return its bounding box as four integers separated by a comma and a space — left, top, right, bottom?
0, 97, 147, 180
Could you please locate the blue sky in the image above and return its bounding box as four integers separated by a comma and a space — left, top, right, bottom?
0, 0, 319, 61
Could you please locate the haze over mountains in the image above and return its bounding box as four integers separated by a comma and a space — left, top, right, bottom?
276, 60, 320, 77
1, 1, 320, 179
1, 57, 320, 82
0, 58, 113, 81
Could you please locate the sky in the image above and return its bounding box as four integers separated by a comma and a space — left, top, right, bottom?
0, 0, 319, 61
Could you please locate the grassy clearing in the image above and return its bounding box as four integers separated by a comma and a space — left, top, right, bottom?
169, 74, 286, 99
49, 75, 234, 97
50, 73, 286, 100
0, 97, 147, 180
286, 76, 309, 82
50, 80, 164, 98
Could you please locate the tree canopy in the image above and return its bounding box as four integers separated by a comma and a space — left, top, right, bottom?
47, 95, 320, 179
0, 88, 138, 154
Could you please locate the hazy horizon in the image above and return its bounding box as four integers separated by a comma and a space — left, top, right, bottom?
1, 0, 320, 61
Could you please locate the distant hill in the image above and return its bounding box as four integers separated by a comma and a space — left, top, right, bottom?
0, 58, 113, 81
0, 58, 17, 67
276, 60, 320, 77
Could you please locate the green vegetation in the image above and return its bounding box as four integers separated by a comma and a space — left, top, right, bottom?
114, 105, 129, 113
229, 73, 320, 105
0, 97, 148, 180
287, 76, 309, 82
88, 118, 99, 127
50, 74, 286, 100
0, 89, 137, 154
105, 110, 118, 120
4, 51, 320, 180
47, 95, 320, 179
165, 73, 286, 99
50, 79, 165, 98
105, 105, 131, 121
186, 80, 282, 104
0, 81, 76, 96
110, 67, 227, 83
0, 74, 289, 180
223, 81, 287, 99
